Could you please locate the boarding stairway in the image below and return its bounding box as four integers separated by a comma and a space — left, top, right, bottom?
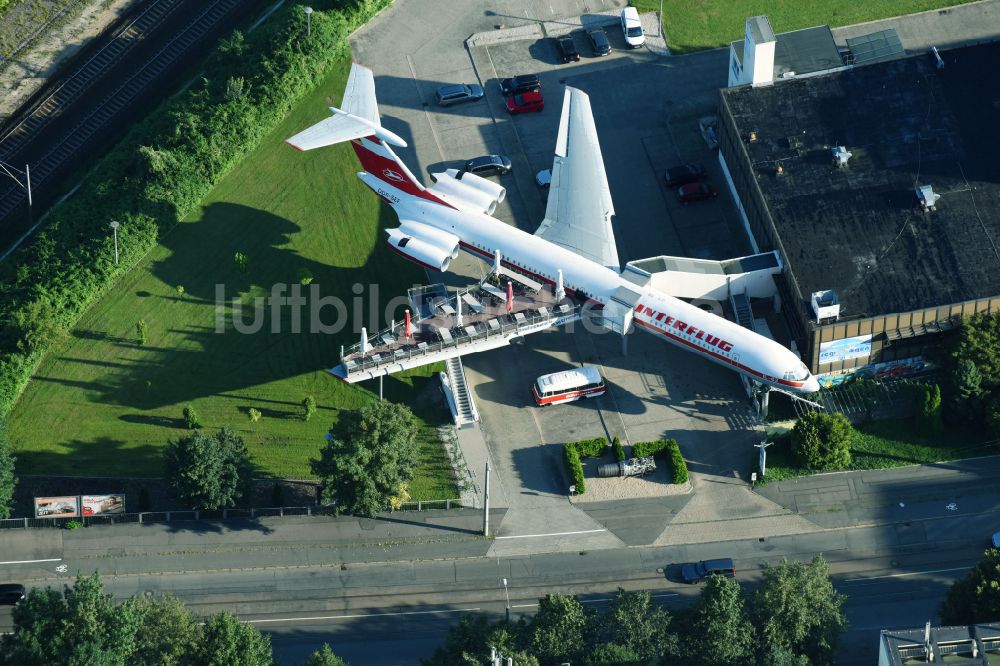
730, 292, 755, 330
331, 270, 584, 383
442, 357, 478, 426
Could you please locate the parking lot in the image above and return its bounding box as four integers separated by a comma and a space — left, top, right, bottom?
351, 0, 772, 543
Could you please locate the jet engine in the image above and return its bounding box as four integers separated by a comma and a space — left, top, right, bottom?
445, 168, 506, 204
385, 226, 458, 272
428, 171, 499, 216
399, 220, 461, 259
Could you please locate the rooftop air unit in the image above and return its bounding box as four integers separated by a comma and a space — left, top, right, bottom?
811, 290, 840, 321
832, 146, 852, 167
916, 185, 941, 211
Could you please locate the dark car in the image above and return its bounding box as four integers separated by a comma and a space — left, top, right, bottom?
681, 559, 736, 584
500, 74, 540, 97
463, 155, 512, 177
436, 83, 485, 107
0, 584, 25, 605
555, 34, 580, 63
677, 182, 717, 204
588, 29, 611, 57
664, 163, 708, 187
506, 91, 544, 114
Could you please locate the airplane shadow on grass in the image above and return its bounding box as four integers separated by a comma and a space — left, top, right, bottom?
40, 201, 429, 412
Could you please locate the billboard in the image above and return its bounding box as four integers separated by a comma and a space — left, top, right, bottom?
34, 496, 80, 519
819, 334, 872, 364
81, 495, 125, 516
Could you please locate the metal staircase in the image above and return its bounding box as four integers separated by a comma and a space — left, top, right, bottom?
730, 292, 755, 330
443, 357, 478, 426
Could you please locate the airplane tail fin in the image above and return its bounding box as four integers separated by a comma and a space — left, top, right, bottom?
286, 63, 440, 202
285, 63, 407, 151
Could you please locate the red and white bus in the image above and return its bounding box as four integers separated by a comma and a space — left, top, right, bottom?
532, 366, 606, 406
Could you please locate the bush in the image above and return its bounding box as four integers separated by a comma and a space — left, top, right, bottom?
564, 444, 585, 495
136, 319, 148, 346
302, 395, 317, 422
574, 437, 607, 458
182, 404, 201, 430
64, 520, 83, 530
668, 440, 688, 484
248, 407, 262, 424
633, 439, 687, 483
612, 436, 625, 462
790, 411, 852, 470
921, 383, 942, 429
633, 439, 670, 458
0, 0, 393, 423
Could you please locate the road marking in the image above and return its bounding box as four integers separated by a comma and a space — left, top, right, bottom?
246, 607, 482, 624
844, 566, 971, 582
495, 528, 607, 540
0, 558, 61, 565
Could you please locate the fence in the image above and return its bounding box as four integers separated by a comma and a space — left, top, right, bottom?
0, 499, 466, 529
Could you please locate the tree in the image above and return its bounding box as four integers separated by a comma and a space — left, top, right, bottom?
194, 611, 272, 666
751, 556, 847, 666
311, 400, 418, 517
302, 395, 317, 422
164, 427, 254, 509
584, 643, 644, 665
0, 422, 16, 519
525, 594, 590, 664
953, 312, 1000, 389
921, 383, 942, 430
940, 548, 1000, 625
182, 404, 202, 429
590, 588, 675, 660
248, 408, 261, 425
789, 411, 852, 470
948, 358, 986, 425
130, 594, 198, 666
136, 319, 148, 346
676, 575, 754, 666
303, 644, 350, 665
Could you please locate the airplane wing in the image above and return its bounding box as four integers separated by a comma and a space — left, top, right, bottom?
534, 87, 619, 270
287, 63, 407, 150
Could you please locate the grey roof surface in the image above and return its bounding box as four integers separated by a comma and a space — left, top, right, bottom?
731, 25, 842, 78
847, 28, 905, 66
880, 622, 1000, 665
722, 41, 1000, 318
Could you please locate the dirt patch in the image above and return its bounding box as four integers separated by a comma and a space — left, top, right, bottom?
569, 455, 691, 503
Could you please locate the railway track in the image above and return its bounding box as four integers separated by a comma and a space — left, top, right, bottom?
0, 0, 249, 250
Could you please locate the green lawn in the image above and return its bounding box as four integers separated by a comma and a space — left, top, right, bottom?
631, 0, 978, 54
762, 419, 997, 481
7, 58, 457, 498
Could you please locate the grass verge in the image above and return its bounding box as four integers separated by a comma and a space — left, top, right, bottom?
631, 0, 978, 54
7, 58, 458, 499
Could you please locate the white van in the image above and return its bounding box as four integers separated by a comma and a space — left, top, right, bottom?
621, 7, 645, 49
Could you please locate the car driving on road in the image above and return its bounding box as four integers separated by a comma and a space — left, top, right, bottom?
681, 558, 736, 584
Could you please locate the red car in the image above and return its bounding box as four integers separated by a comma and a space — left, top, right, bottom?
506, 91, 544, 114
677, 182, 717, 204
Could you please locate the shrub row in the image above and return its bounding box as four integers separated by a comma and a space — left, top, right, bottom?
633, 439, 688, 484
563, 444, 585, 495
0, 0, 392, 421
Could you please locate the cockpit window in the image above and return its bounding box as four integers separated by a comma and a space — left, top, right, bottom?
782, 362, 810, 381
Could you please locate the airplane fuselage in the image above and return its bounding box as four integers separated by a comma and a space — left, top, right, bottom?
360, 172, 820, 394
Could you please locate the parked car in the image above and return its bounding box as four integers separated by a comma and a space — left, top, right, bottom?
463, 155, 512, 177
506, 91, 544, 114
500, 74, 540, 97
588, 29, 611, 57
620, 7, 645, 48
535, 169, 552, 188
681, 558, 736, 584
664, 163, 707, 187
555, 34, 580, 63
436, 83, 485, 107
0, 584, 25, 605
677, 182, 717, 204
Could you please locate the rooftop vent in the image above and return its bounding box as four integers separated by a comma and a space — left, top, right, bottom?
811, 290, 840, 321
775, 163, 785, 176
916, 184, 941, 211
832, 146, 853, 167
748, 130, 758, 142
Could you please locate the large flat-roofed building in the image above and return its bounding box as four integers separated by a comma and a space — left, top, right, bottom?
879, 622, 1000, 665
717, 39, 1000, 383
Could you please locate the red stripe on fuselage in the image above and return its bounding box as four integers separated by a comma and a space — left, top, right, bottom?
350, 140, 453, 208
633, 318, 805, 389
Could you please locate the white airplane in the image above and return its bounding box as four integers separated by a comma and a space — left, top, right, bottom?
287, 64, 820, 394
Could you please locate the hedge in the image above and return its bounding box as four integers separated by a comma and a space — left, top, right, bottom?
633, 438, 688, 484
564, 443, 585, 495
0, 0, 392, 421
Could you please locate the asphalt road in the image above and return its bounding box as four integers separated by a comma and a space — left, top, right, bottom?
0, 524, 988, 664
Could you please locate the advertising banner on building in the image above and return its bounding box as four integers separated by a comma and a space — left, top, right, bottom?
80, 495, 125, 516
819, 334, 873, 364
34, 496, 80, 519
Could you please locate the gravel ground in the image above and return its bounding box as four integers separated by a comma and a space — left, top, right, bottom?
0, 0, 139, 122
569, 456, 691, 504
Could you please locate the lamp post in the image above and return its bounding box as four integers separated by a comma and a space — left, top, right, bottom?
304, 6, 313, 37
110, 220, 120, 265
502, 577, 511, 622
754, 440, 773, 477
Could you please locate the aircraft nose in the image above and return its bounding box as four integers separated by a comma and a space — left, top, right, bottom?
804, 376, 821, 393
